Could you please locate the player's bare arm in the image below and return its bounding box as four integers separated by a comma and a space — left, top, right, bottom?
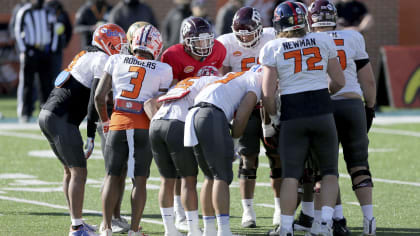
231, 92, 258, 138
94, 72, 112, 122
357, 62, 376, 108
261, 65, 278, 116
327, 58, 346, 94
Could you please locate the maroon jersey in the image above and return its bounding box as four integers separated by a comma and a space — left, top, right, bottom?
161, 40, 226, 81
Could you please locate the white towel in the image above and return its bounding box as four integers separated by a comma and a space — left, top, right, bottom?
184, 107, 200, 147
126, 129, 135, 179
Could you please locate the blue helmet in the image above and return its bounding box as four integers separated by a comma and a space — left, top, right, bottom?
273, 1, 307, 33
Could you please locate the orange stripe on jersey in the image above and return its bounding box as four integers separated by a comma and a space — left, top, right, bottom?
110, 110, 150, 130
334, 39, 344, 46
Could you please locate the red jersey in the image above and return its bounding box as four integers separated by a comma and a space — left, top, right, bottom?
161, 40, 226, 81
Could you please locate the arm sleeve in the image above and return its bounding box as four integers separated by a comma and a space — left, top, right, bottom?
217, 36, 230, 67
246, 74, 262, 100
161, 50, 180, 80
86, 78, 100, 138
353, 31, 369, 60
215, 41, 227, 69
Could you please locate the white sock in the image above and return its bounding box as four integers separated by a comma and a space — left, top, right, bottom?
241, 198, 254, 212
321, 206, 334, 225
160, 207, 177, 233
333, 205, 344, 220
361, 204, 373, 220
301, 201, 314, 217
314, 210, 322, 223
186, 210, 200, 233
216, 214, 231, 235
71, 218, 83, 226
174, 195, 185, 218
274, 197, 281, 212
203, 216, 217, 234
281, 215, 294, 231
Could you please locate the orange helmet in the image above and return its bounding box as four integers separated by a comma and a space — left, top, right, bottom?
131, 25, 163, 60
92, 23, 127, 56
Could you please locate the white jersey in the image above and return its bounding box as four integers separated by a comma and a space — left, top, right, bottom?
260, 32, 337, 95
217, 27, 276, 72
194, 70, 262, 121
153, 76, 219, 122
327, 30, 369, 98
104, 54, 173, 104
69, 50, 109, 89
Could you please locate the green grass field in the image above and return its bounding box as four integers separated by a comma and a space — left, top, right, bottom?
0, 97, 420, 235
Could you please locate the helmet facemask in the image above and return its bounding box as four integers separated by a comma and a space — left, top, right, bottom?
185, 32, 214, 57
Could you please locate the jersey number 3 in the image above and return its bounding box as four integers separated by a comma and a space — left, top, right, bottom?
284, 47, 323, 74
121, 66, 146, 99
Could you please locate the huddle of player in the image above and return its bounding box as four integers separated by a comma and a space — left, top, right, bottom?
39, 1, 377, 236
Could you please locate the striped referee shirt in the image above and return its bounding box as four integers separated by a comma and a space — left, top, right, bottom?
14, 3, 59, 53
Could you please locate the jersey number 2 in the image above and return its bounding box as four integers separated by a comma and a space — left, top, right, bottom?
121, 66, 146, 99
284, 47, 323, 74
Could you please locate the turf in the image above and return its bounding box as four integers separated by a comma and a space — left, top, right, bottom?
0, 96, 419, 235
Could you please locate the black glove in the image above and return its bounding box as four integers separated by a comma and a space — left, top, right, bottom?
365, 105, 375, 133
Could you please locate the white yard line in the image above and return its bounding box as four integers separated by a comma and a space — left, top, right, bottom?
0, 195, 163, 225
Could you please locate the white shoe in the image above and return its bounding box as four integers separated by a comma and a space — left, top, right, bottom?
241, 208, 256, 228
305, 221, 321, 236
100, 229, 112, 236
83, 221, 98, 232
273, 209, 281, 226
128, 230, 145, 236
69, 225, 99, 236
362, 217, 376, 236
112, 217, 130, 233
318, 222, 333, 236
175, 217, 189, 231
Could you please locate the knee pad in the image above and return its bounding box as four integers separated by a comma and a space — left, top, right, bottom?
351, 169, 374, 191
238, 158, 257, 179
270, 168, 282, 179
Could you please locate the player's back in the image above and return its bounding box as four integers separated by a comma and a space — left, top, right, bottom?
154, 76, 218, 122
195, 69, 262, 121
327, 30, 368, 97
260, 32, 337, 95
217, 27, 276, 72
108, 54, 173, 103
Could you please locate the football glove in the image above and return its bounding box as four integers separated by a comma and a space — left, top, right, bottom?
84, 137, 94, 159
365, 105, 375, 133
262, 122, 279, 150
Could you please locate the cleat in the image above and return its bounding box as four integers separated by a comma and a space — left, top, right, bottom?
318, 222, 333, 236
112, 217, 130, 233
128, 230, 148, 236
241, 209, 257, 228
175, 217, 189, 232
83, 221, 98, 232
69, 225, 99, 236
267, 225, 294, 236
293, 211, 314, 232
362, 217, 376, 236
332, 218, 350, 236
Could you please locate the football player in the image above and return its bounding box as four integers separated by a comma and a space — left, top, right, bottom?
85, 21, 151, 234
160, 16, 227, 231
94, 25, 172, 236
184, 65, 264, 236
260, 2, 346, 235
148, 71, 220, 236
217, 6, 281, 228
38, 23, 127, 236
307, 1, 376, 235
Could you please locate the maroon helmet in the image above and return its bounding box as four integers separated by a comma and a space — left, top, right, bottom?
181, 16, 214, 57
231, 7, 263, 48
308, 0, 337, 28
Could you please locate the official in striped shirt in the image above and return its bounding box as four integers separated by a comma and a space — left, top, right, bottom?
14, 0, 60, 122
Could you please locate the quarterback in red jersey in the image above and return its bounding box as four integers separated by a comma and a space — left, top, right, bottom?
161, 16, 226, 83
